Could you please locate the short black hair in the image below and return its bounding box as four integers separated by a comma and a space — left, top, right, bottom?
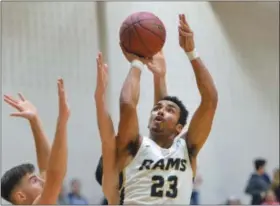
162, 96, 188, 126
254, 158, 266, 170
1, 163, 35, 203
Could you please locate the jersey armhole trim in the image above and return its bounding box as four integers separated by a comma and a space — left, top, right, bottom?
182, 137, 196, 177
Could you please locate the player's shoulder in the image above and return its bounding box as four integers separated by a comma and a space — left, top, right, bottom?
175, 136, 187, 147
141, 136, 161, 149
174, 127, 189, 148
130, 135, 159, 157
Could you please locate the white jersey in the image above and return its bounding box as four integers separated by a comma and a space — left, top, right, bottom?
121, 133, 193, 205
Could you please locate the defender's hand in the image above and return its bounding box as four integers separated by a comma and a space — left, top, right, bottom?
178, 14, 195, 52
147, 50, 166, 78
120, 43, 152, 65
3, 93, 38, 121
95, 52, 108, 97
57, 78, 70, 121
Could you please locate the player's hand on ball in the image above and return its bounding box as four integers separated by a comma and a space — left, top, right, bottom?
120, 43, 152, 65
3, 93, 38, 121
95, 52, 108, 97
147, 50, 166, 77
178, 14, 195, 52
57, 78, 70, 121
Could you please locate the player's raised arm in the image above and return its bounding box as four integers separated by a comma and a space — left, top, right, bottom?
94, 52, 116, 152
178, 14, 218, 158
117, 44, 151, 150
147, 50, 168, 105
94, 52, 119, 204
3, 94, 51, 179
35, 78, 70, 205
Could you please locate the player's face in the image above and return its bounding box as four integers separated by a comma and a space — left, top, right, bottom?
13, 173, 44, 204
259, 165, 265, 174
148, 100, 182, 135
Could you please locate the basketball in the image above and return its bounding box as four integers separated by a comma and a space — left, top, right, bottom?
119, 12, 166, 58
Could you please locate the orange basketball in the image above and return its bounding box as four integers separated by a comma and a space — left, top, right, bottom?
119, 12, 166, 58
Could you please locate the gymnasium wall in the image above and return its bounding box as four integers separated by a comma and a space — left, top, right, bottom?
1, 2, 103, 204
1, 1, 279, 204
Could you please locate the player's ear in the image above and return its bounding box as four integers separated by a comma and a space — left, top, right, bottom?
175, 124, 183, 133
13, 190, 27, 204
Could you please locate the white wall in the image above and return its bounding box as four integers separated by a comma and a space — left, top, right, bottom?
104, 2, 279, 204
1, 2, 103, 204
1, 1, 279, 205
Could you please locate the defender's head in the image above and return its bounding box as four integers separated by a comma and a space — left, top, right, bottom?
148, 96, 188, 138
1, 163, 44, 205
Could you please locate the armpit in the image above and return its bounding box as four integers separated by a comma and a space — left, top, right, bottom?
127, 135, 141, 157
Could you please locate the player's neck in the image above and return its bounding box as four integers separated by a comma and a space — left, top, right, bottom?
256, 170, 264, 176
150, 133, 176, 149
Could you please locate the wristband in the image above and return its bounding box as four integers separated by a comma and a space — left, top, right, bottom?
131, 59, 144, 71
185, 49, 199, 61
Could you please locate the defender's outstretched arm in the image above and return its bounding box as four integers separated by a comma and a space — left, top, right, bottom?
35, 79, 70, 204
3, 94, 51, 179
95, 52, 119, 205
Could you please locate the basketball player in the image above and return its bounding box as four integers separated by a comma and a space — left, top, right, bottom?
1, 78, 70, 205
94, 50, 167, 205
115, 13, 218, 204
